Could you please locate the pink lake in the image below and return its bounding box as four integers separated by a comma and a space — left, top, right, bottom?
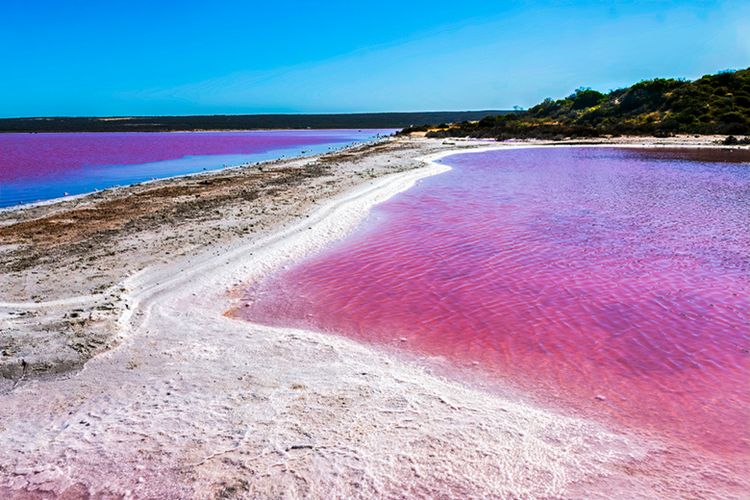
0, 130, 393, 208
237, 147, 750, 462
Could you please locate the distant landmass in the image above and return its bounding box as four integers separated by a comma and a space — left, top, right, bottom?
404, 68, 750, 140
0, 111, 510, 133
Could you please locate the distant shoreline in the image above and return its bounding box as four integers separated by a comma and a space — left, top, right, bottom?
0, 111, 510, 133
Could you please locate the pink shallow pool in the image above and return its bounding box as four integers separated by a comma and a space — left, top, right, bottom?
237, 147, 750, 458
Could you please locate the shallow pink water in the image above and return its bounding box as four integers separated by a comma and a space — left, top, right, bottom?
237, 147, 750, 458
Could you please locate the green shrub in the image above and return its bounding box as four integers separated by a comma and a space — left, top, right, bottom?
405, 68, 749, 139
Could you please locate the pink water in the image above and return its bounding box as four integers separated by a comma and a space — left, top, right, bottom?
0, 130, 393, 207
237, 147, 750, 460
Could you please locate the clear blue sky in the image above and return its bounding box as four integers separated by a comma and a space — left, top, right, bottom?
2, 0, 748, 117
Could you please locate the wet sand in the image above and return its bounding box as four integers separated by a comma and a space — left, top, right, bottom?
0, 135, 746, 498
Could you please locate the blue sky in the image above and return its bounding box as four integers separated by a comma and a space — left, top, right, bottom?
2, 0, 748, 117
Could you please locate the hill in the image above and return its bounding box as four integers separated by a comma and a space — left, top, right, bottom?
0, 111, 510, 133
404, 68, 750, 140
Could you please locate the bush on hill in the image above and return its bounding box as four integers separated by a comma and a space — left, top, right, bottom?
400, 68, 750, 139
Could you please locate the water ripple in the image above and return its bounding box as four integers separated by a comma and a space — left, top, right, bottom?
238, 147, 750, 458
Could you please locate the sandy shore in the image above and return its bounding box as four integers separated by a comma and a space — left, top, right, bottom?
0, 135, 746, 498
0, 138, 459, 382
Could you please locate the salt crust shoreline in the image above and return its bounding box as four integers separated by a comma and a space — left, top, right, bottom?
1, 139, 747, 498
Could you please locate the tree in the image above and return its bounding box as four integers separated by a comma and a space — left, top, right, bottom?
570, 88, 605, 110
